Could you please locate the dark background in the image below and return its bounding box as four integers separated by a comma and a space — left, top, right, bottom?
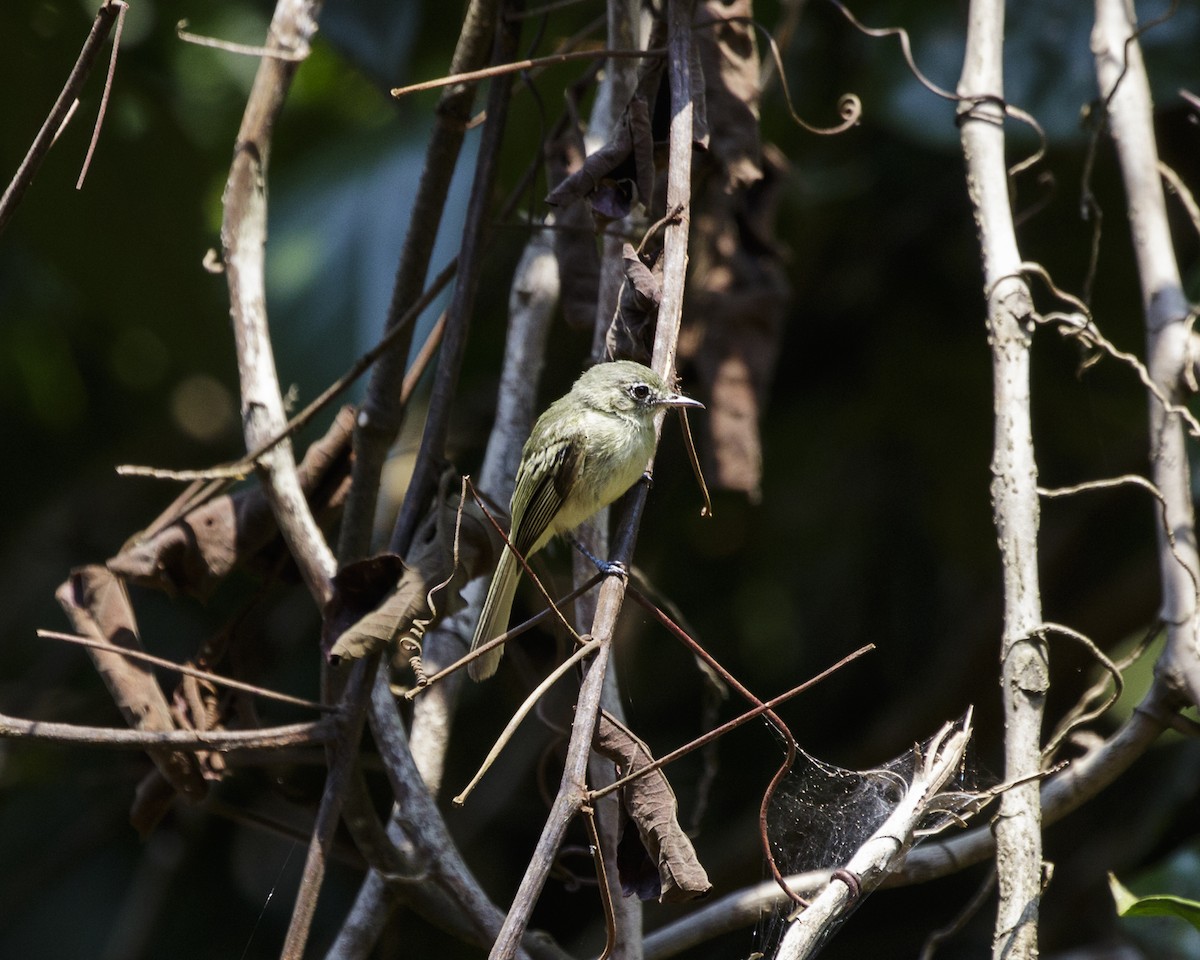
3, 0, 1200, 956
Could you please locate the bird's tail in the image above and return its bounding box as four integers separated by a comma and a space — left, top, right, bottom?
469, 544, 522, 680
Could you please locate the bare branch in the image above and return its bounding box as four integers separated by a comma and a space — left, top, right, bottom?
221, 0, 335, 609
75, 0, 126, 189
1094, 0, 1200, 703
958, 1, 1047, 955
38, 629, 334, 713
391, 47, 665, 100
0, 713, 335, 751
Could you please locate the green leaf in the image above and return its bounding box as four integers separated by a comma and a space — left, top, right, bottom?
1109, 873, 1200, 931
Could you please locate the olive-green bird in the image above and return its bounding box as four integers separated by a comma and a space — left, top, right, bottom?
469, 360, 703, 680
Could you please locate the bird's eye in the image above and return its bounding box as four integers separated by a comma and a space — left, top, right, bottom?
629, 383, 652, 402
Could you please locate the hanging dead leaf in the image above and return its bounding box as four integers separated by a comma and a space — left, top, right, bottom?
695, 0, 763, 192
681, 146, 790, 501
325, 484, 501, 663
594, 711, 711, 903
605, 243, 662, 364
546, 94, 657, 224
56, 566, 208, 825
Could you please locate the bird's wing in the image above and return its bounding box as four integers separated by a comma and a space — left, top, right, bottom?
510, 434, 584, 555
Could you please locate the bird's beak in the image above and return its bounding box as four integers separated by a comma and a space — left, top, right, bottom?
660, 392, 704, 410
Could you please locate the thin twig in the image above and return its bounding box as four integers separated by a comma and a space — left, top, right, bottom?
582, 804, 617, 960
75, 0, 126, 189
1039, 474, 1200, 627
0, 712, 335, 750
176, 19, 311, 60
0, 0, 123, 234
1013, 261, 1200, 439
464, 477, 588, 644
1036, 622, 1123, 761
391, 47, 665, 99
676, 407, 712, 517
37, 629, 334, 713
405, 574, 603, 697
453, 639, 601, 806
589, 644, 874, 800
1159, 160, 1200, 240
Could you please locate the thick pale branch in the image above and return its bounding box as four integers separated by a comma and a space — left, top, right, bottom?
1093, 0, 1200, 703
958, 2, 1046, 957
221, 0, 334, 609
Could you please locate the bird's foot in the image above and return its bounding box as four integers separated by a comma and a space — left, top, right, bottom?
567, 534, 627, 578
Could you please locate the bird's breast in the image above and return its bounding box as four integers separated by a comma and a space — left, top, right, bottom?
550, 412, 655, 535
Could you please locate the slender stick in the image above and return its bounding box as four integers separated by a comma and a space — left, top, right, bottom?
37, 630, 333, 713
0, 0, 123, 234
0, 712, 335, 751
391, 47, 664, 99
453, 640, 601, 805
589, 644, 874, 801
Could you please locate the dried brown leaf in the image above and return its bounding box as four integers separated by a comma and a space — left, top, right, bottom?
594, 712, 711, 903
325, 486, 501, 663
109, 406, 355, 597
546, 95, 656, 223
681, 145, 790, 500
546, 12, 667, 222
55, 566, 208, 816
695, 0, 762, 192
605, 243, 662, 364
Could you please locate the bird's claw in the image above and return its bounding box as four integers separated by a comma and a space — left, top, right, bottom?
599, 559, 627, 579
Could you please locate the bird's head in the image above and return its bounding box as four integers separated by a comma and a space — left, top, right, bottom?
574, 360, 704, 418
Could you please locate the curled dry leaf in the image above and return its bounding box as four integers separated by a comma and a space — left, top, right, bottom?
546, 94, 656, 223
324, 486, 501, 663
55, 566, 208, 826
594, 711, 712, 903
545, 13, 688, 224
108, 406, 355, 597
605, 243, 662, 364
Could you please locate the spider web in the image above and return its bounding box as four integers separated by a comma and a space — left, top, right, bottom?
755, 721, 977, 957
